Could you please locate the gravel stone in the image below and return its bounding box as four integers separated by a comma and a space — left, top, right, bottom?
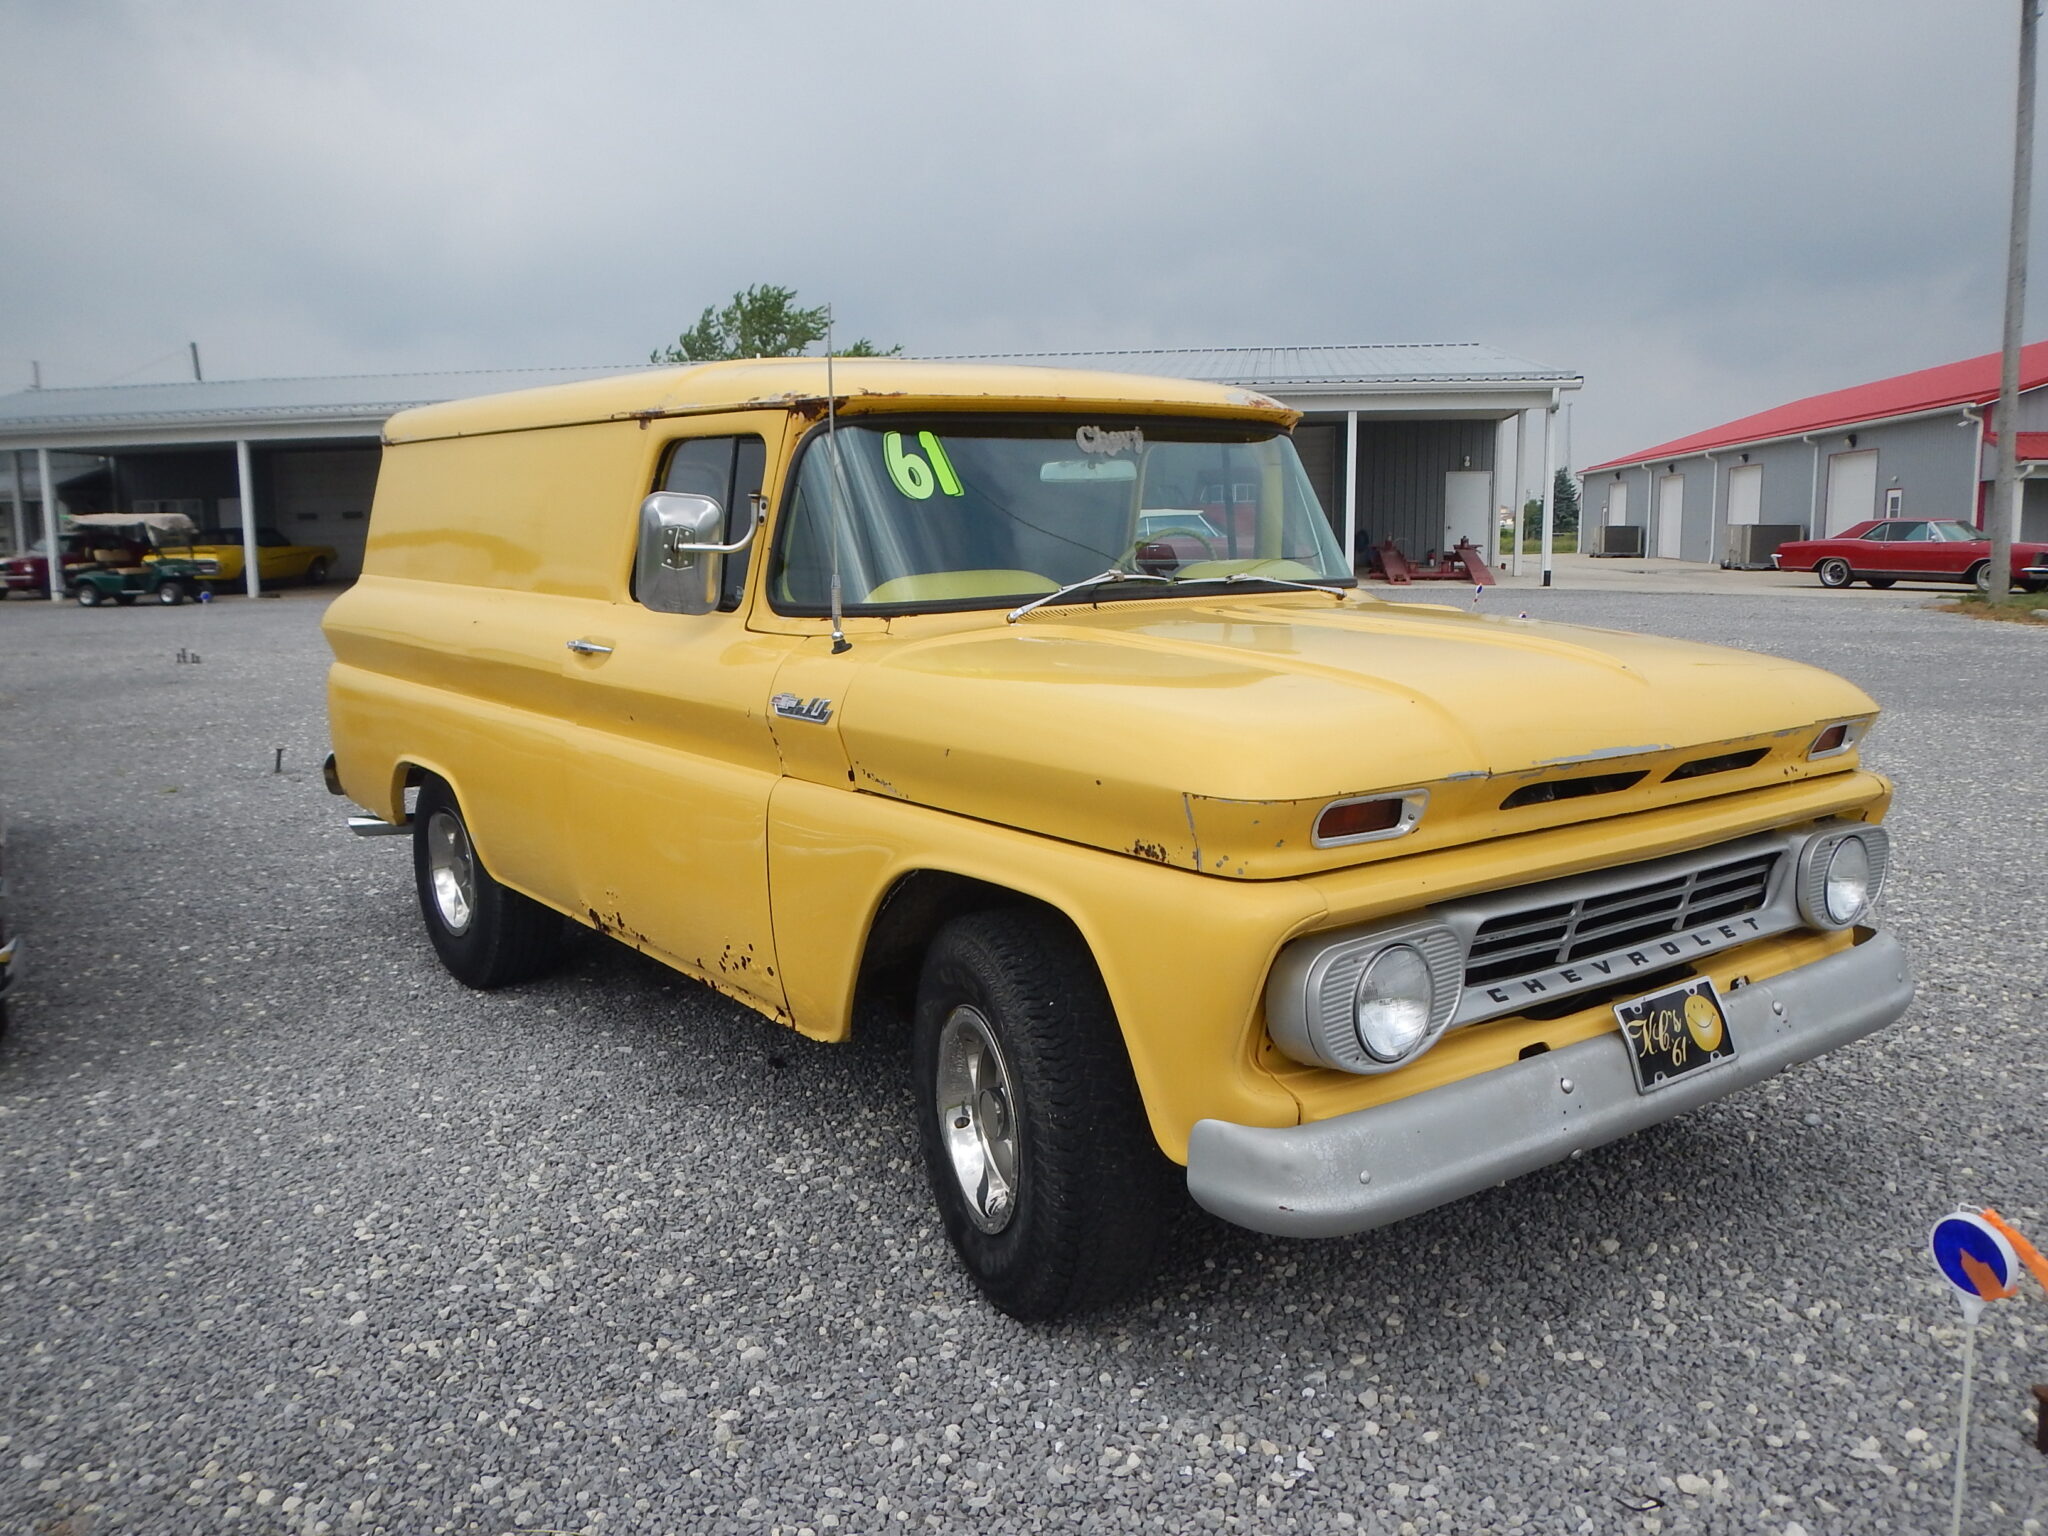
1, 585, 2044, 1535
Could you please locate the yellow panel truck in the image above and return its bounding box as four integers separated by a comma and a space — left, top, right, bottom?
323, 359, 1912, 1319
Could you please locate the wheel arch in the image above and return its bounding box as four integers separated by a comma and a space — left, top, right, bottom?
853, 869, 1081, 1027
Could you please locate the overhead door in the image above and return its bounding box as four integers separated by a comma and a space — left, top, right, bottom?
1726, 463, 1763, 525
1657, 474, 1684, 557
1824, 450, 1878, 536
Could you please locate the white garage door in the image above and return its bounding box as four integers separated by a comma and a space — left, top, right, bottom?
1824, 450, 1878, 536
1657, 474, 1685, 557
1726, 463, 1763, 525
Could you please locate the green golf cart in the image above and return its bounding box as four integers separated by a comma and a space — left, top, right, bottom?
67, 512, 213, 607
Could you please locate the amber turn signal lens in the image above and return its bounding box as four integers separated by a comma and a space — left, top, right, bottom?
1810, 724, 1848, 756
1315, 798, 1403, 842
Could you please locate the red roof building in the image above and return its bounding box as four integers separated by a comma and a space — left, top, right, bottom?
1580, 343, 2048, 563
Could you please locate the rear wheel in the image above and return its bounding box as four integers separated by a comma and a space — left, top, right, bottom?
411, 778, 566, 989
913, 909, 1177, 1320
1816, 558, 1853, 589
1971, 561, 1994, 594
1865, 577, 1895, 589
304, 557, 330, 586
156, 580, 187, 606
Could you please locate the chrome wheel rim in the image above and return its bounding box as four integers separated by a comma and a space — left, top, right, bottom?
426, 810, 476, 934
935, 1005, 1021, 1234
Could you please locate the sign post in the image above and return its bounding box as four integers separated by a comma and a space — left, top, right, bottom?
1930, 1210, 2024, 1536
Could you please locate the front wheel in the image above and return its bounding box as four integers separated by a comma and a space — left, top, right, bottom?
1971, 561, 1994, 594
913, 909, 1177, 1320
411, 778, 565, 989
1816, 558, 1853, 589
74, 584, 103, 607
305, 557, 330, 586
155, 580, 187, 606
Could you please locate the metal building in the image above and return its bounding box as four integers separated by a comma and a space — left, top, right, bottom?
1581, 341, 2048, 564
0, 345, 1581, 589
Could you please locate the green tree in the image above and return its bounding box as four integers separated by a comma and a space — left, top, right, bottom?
649, 283, 900, 363
1521, 471, 1582, 540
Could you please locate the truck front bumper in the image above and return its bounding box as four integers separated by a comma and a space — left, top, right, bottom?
1186, 929, 1911, 1237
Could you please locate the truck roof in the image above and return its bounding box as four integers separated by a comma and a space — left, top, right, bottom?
382, 357, 1299, 445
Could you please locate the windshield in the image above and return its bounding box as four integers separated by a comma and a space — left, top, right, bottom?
770, 417, 1350, 613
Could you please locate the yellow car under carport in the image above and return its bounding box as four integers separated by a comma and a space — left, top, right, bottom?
170, 527, 339, 588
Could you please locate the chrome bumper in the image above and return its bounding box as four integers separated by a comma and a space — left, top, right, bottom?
1187, 929, 1912, 1238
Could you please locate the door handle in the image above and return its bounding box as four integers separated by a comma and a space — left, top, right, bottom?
565, 638, 614, 655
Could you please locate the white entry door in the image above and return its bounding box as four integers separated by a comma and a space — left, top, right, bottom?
1443, 470, 1493, 554
1605, 481, 1629, 525
1824, 450, 1878, 536
1657, 474, 1685, 557
1726, 463, 1763, 525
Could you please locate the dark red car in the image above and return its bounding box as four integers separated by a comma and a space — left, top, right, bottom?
1, 532, 150, 599
1773, 518, 2048, 591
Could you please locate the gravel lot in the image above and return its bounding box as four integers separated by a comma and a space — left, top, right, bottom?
1, 584, 2044, 1536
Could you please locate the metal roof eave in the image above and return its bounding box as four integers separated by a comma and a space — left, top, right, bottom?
1583, 401, 1987, 476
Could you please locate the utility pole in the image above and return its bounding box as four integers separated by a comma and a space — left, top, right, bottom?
1990, 0, 2038, 605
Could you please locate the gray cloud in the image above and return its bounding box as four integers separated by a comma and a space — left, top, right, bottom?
3, 0, 2039, 468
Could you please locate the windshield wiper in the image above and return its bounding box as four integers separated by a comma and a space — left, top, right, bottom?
1166, 571, 1349, 600
1006, 567, 1170, 622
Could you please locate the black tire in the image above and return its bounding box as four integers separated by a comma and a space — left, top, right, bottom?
1864, 577, 1895, 589
913, 908, 1178, 1320
155, 580, 186, 606
411, 777, 565, 989
1970, 561, 1993, 594
74, 584, 102, 607
1816, 558, 1853, 589
305, 557, 330, 586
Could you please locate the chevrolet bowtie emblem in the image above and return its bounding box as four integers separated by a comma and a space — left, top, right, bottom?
771, 693, 833, 724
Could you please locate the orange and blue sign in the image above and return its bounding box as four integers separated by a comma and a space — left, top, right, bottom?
1931, 1212, 2019, 1305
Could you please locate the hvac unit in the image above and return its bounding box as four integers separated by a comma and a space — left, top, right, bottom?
1590, 523, 1645, 557
1721, 524, 1804, 570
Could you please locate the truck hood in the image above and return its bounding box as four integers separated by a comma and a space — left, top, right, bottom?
830, 592, 1878, 878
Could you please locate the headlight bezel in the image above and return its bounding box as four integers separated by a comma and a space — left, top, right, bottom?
1265, 921, 1465, 1074
1795, 824, 1888, 929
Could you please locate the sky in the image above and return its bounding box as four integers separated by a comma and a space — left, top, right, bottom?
3, 0, 2045, 476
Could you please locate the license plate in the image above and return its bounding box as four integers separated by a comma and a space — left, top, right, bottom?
1613, 977, 1736, 1093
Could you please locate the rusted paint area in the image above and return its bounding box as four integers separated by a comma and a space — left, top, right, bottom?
716, 942, 759, 975
853, 763, 906, 798
587, 906, 652, 953
1128, 839, 1170, 864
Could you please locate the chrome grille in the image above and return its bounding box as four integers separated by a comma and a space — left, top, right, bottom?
1464, 852, 1780, 987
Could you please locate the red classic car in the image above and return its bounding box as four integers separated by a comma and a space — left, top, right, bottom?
1, 532, 147, 598
1773, 518, 2048, 591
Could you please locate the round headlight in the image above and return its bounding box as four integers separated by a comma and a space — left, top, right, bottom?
1822, 835, 1872, 925
1353, 944, 1435, 1062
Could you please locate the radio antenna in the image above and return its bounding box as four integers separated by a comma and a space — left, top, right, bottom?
823, 318, 851, 653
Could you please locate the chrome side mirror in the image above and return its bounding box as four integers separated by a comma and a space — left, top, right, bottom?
634, 492, 760, 615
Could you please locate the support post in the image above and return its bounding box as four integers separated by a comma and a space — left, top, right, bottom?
1990, 0, 2037, 603
6, 450, 23, 560
1344, 409, 1359, 576
1540, 395, 1558, 587
36, 447, 61, 598
236, 439, 260, 598
1511, 410, 1527, 577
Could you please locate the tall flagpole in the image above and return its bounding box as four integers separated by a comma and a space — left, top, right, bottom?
1989, 0, 2037, 605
